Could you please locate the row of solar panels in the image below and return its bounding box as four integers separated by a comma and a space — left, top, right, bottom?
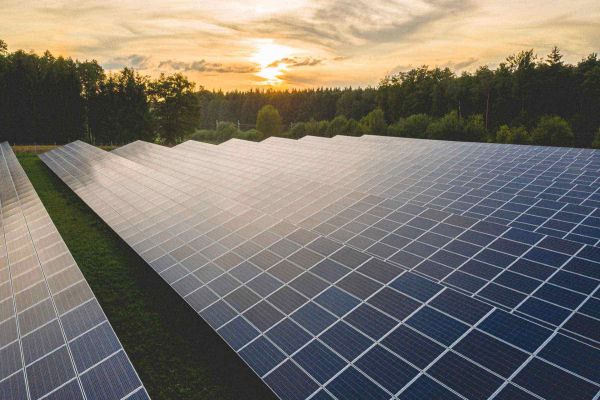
0, 142, 147, 399
39, 137, 600, 400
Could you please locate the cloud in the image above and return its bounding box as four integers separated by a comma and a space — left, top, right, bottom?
103, 54, 151, 70
223, 0, 476, 54
267, 57, 323, 68
37, 2, 109, 18
6, 0, 600, 90
159, 59, 259, 74
386, 57, 478, 76
443, 57, 479, 70
531, 14, 600, 49
389, 64, 416, 75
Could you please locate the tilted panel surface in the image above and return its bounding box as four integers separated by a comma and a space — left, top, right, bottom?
0, 142, 147, 400
116, 139, 600, 341
42, 140, 600, 400
178, 135, 600, 246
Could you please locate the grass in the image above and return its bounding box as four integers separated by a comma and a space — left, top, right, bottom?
17, 153, 276, 400
12, 145, 117, 154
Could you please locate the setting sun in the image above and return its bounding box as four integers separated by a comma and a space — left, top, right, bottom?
250, 40, 294, 85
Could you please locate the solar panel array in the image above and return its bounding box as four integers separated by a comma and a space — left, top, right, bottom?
41, 137, 600, 400
0, 142, 148, 400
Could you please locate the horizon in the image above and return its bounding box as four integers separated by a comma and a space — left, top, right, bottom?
2, 1, 600, 91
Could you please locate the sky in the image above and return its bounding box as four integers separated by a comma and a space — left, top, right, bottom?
2, 0, 600, 90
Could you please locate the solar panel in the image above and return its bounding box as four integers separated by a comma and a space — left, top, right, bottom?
41, 138, 600, 400
178, 136, 600, 246
0, 142, 147, 400
114, 139, 599, 324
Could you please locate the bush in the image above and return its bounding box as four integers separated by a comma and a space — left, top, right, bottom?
188, 122, 256, 143
388, 114, 432, 138
327, 115, 349, 137
346, 119, 365, 136
235, 129, 263, 141
360, 108, 387, 135
318, 120, 330, 136
256, 105, 282, 138
425, 111, 463, 141
293, 119, 333, 137
304, 119, 320, 136
496, 125, 531, 144
216, 121, 239, 141
508, 126, 531, 144
592, 128, 600, 149
532, 115, 574, 146
496, 125, 511, 143
424, 111, 487, 142
188, 129, 219, 142
289, 123, 306, 139
464, 114, 487, 142
405, 114, 433, 138
387, 121, 403, 137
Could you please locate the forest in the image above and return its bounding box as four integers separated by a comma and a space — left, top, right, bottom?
1, 38, 600, 148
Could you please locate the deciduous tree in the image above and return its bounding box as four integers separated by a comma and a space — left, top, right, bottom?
256, 105, 282, 138
149, 73, 200, 144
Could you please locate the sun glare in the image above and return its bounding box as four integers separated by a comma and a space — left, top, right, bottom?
251, 41, 293, 85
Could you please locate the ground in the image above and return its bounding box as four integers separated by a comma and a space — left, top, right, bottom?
12, 145, 117, 154
17, 153, 276, 400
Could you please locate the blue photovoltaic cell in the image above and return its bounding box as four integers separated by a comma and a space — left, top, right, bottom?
80, 351, 146, 400
290, 302, 337, 335
326, 367, 389, 400
563, 313, 600, 342
538, 334, 600, 383
264, 361, 318, 400
478, 310, 552, 352
429, 288, 492, 324
239, 336, 286, 376
217, 317, 259, 350
406, 306, 469, 346
314, 286, 360, 316
494, 384, 539, 400
397, 375, 462, 400
517, 297, 571, 325
428, 351, 503, 400
39, 137, 600, 400
513, 358, 599, 400
453, 329, 529, 377
267, 319, 312, 354
478, 283, 526, 308
367, 287, 420, 320
343, 303, 396, 339
381, 325, 445, 369
580, 297, 600, 319
390, 272, 442, 301
320, 321, 372, 361
292, 340, 345, 383
355, 345, 418, 393
534, 283, 586, 309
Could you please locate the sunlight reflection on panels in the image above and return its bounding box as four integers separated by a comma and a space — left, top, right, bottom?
41, 138, 600, 400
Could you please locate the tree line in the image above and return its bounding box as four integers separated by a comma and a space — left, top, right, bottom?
0, 39, 198, 145
191, 104, 595, 149
1, 38, 600, 147
196, 47, 600, 147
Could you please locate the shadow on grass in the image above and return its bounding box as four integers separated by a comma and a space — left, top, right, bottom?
18, 153, 277, 400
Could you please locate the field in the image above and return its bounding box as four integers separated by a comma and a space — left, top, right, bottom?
17, 153, 276, 400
